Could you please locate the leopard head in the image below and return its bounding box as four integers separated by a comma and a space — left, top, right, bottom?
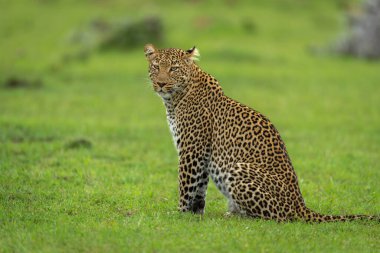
144, 44, 199, 99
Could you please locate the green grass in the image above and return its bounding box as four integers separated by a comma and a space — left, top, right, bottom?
1, 0, 379, 252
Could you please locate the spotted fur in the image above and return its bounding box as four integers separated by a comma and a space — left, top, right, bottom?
144, 44, 378, 222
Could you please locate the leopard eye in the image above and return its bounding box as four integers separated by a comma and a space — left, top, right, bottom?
152, 64, 159, 70
170, 67, 179, 72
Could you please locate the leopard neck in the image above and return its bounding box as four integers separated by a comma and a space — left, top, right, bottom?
162, 65, 223, 115
161, 82, 191, 115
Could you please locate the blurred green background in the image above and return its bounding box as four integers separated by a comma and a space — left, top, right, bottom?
1, 0, 379, 252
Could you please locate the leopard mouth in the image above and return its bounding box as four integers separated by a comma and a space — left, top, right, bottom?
153, 82, 181, 98
155, 84, 174, 93
156, 87, 169, 93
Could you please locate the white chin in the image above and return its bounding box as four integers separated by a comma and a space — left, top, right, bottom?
157, 92, 172, 99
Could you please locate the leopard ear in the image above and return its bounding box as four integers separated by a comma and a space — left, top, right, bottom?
185, 46, 200, 62
144, 44, 157, 61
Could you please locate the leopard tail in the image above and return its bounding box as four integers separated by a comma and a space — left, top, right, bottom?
298, 206, 379, 223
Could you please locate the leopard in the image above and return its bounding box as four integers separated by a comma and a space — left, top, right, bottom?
144, 44, 378, 222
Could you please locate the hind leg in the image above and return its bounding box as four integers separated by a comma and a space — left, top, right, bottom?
228, 200, 241, 214
224, 199, 246, 217
227, 163, 296, 221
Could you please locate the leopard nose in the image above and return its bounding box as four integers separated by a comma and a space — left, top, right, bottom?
157, 82, 166, 88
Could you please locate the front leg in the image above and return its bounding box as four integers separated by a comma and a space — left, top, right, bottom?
178, 152, 210, 214
189, 170, 209, 214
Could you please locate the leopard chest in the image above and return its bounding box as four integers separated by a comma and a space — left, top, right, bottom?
166, 113, 179, 151
165, 110, 199, 152
165, 99, 209, 150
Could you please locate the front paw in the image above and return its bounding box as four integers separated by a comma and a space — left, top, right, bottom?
190, 198, 205, 214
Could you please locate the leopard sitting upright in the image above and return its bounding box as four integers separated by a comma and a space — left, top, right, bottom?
144, 44, 378, 222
